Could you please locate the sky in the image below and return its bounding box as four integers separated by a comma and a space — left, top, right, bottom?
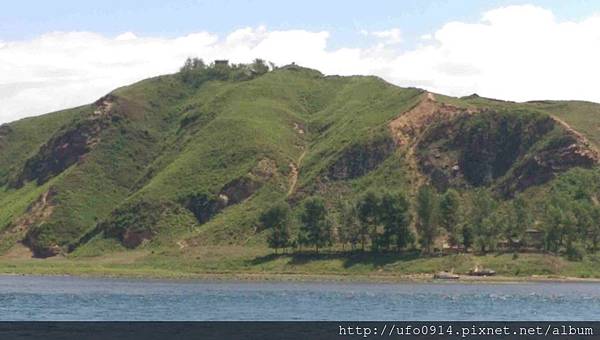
1, 0, 600, 123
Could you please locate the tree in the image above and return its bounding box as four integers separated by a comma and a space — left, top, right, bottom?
461, 223, 474, 251
337, 201, 361, 251
379, 191, 414, 252
180, 57, 206, 72
469, 190, 498, 254
439, 189, 461, 248
251, 58, 270, 75
356, 191, 380, 251
416, 185, 438, 253
506, 196, 530, 251
476, 206, 505, 253
299, 197, 332, 253
588, 206, 600, 252
543, 200, 567, 253
260, 202, 291, 254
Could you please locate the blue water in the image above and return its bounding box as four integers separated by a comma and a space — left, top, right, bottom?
1, 275, 600, 320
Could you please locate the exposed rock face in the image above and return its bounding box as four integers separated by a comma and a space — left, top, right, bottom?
220, 177, 261, 205
102, 200, 180, 249
183, 158, 277, 224
11, 94, 117, 188
386, 92, 475, 192
121, 229, 153, 249
182, 192, 226, 224
111, 159, 276, 248
4, 188, 59, 258
415, 109, 599, 195
328, 136, 396, 180
496, 132, 599, 196
389, 92, 470, 147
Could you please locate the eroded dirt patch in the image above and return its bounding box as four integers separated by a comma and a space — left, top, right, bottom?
11, 95, 118, 188
0, 189, 57, 257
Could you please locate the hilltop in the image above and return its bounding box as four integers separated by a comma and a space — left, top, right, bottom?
1, 59, 600, 280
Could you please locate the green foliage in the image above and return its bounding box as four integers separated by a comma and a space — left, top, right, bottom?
566, 242, 585, 261
469, 190, 499, 253
502, 196, 530, 250
99, 200, 192, 249
456, 110, 554, 186
337, 201, 361, 251
356, 191, 380, 251
178, 57, 273, 87
2, 58, 600, 274
299, 197, 332, 252
260, 202, 291, 253
416, 185, 438, 253
439, 189, 461, 247
378, 191, 413, 252
588, 206, 600, 252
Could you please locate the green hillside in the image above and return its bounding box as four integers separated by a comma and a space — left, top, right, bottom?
1, 60, 600, 280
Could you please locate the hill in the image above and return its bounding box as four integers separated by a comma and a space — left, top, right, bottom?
1, 60, 600, 279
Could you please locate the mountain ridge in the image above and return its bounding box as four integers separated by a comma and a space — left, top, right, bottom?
0, 61, 599, 263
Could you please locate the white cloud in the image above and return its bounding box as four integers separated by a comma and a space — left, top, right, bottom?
361, 28, 403, 45
1, 5, 600, 124
115, 32, 138, 41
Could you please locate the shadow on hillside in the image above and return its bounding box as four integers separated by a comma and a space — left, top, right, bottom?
247, 250, 422, 269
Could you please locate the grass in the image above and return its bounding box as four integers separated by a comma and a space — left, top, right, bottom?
1, 62, 600, 277
2, 245, 600, 281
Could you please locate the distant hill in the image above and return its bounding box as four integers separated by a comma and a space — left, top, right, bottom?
1, 60, 599, 260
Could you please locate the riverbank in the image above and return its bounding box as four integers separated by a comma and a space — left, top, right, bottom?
3, 270, 600, 284
2, 245, 600, 283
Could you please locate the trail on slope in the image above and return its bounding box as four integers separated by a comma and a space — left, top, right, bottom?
550, 115, 600, 161
389, 92, 439, 192
287, 148, 306, 196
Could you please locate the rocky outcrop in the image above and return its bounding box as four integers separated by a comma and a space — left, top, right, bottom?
104, 159, 277, 249
328, 136, 395, 180
101, 200, 182, 249
389, 92, 470, 147
181, 192, 227, 224
415, 109, 599, 194
0, 188, 59, 258
496, 132, 599, 196
182, 158, 277, 224
10, 94, 118, 188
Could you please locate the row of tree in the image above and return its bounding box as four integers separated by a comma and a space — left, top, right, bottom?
179, 57, 274, 86
260, 184, 600, 260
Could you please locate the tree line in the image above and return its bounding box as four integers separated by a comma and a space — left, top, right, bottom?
260, 183, 600, 260
178, 57, 274, 86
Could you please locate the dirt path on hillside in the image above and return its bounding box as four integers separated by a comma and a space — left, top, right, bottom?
287, 149, 306, 196
389, 92, 439, 193
551, 115, 600, 158
389, 92, 473, 194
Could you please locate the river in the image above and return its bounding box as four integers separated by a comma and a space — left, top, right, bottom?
1, 275, 599, 320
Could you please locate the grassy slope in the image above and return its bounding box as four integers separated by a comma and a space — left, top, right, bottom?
0, 107, 89, 251
526, 100, 600, 147
1, 67, 600, 279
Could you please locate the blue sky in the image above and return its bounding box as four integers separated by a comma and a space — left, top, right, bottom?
1, 1, 600, 123
1, 0, 597, 48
